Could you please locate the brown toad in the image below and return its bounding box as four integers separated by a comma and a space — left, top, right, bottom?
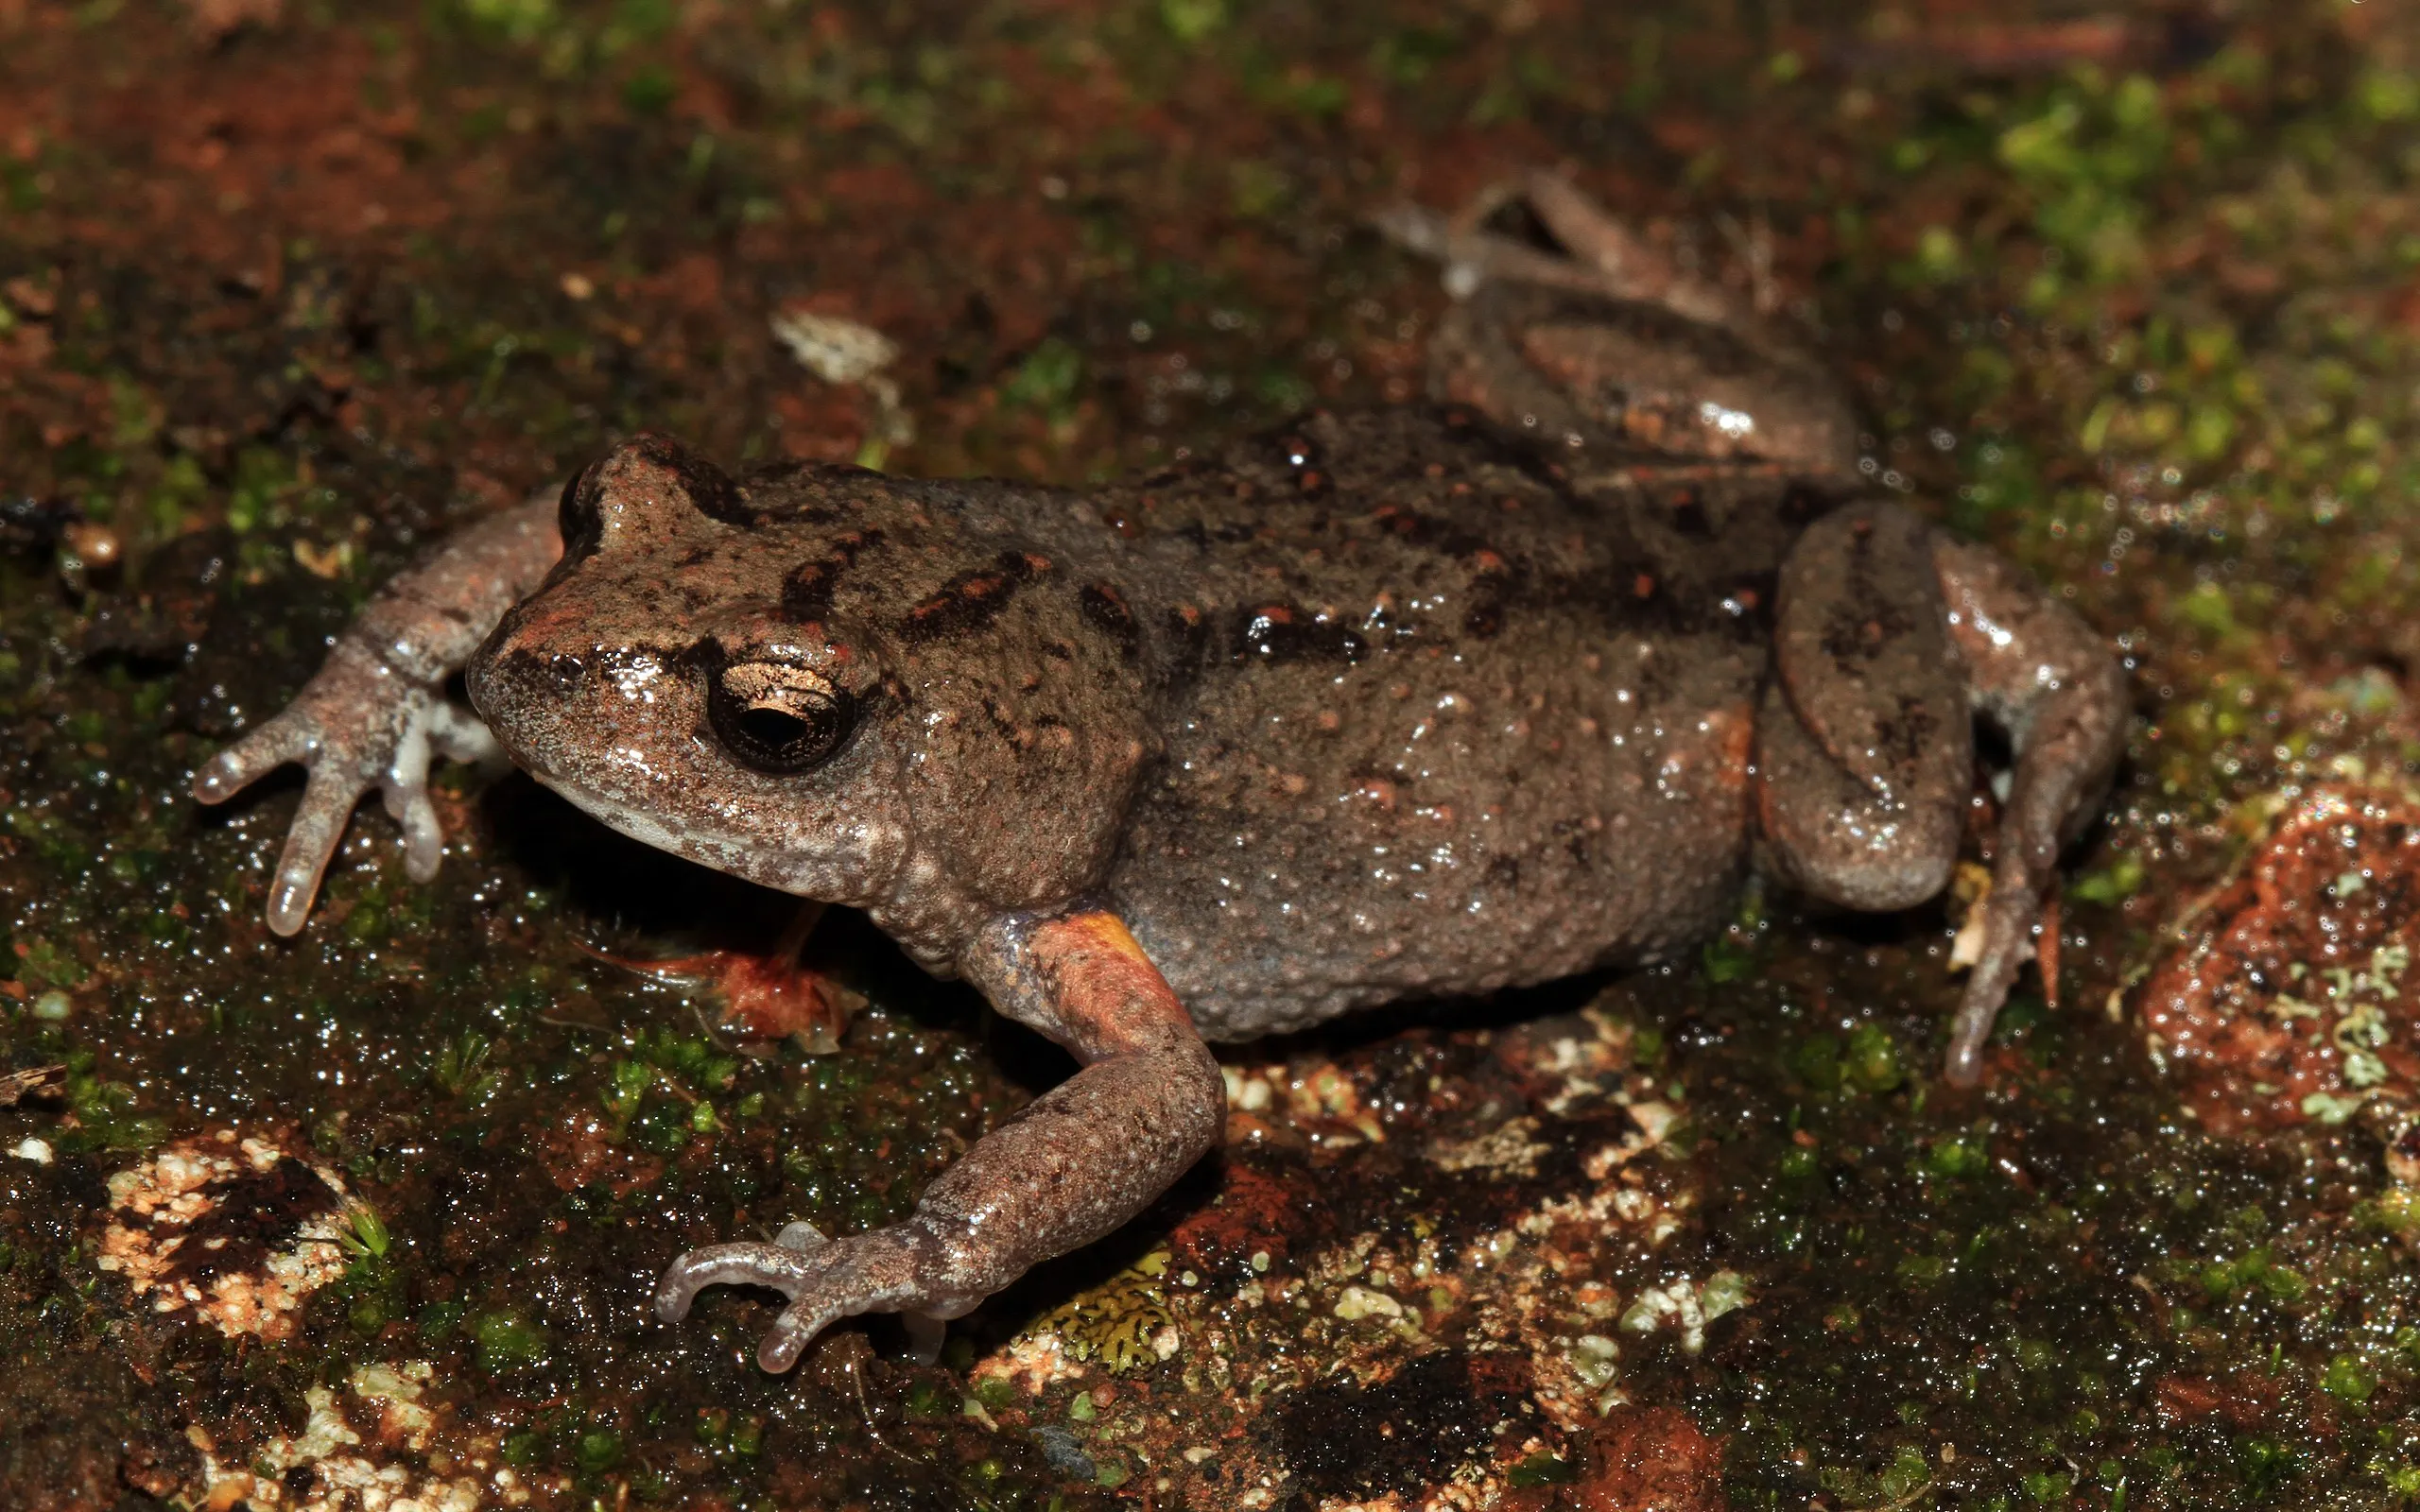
192, 176, 2126, 1370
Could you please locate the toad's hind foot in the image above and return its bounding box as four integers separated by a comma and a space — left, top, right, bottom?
663, 1214, 962, 1364
655, 1219, 963, 1374
1932, 538, 2129, 1085
1375, 169, 1760, 339
1377, 172, 1858, 478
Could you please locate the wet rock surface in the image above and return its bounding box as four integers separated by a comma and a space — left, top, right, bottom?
6, 1, 2420, 1507
2142, 788, 2420, 1133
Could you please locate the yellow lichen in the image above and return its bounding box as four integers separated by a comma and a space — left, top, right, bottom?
1028, 1249, 1175, 1374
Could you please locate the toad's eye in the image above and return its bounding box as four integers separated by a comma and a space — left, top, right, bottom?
706, 662, 855, 774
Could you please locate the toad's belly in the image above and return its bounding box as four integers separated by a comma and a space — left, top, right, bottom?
1109, 676, 1761, 1041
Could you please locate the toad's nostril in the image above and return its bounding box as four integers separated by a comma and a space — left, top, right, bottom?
548, 652, 586, 688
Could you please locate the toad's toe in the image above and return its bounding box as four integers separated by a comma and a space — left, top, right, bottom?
656, 1226, 928, 1372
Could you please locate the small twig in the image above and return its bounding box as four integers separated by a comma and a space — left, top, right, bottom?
846, 1347, 929, 1469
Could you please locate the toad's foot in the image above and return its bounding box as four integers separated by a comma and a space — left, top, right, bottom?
1934, 539, 2129, 1085
656, 1220, 959, 1371
1378, 172, 1858, 478
192, 643, 500, 934
191, 494, 562, 933
582, 902, 863, 1053
656, 908, 1223, 1370
1375, 169, 1760, 339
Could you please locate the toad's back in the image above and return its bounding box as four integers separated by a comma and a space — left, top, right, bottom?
1093, 405, 1820, 1039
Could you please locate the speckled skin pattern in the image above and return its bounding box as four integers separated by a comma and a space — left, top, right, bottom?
1098, 404, 1801, 1036
191, 178, 2127, 1369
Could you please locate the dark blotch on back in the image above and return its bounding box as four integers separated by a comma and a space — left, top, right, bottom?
1779, 481, 1838, 528
1461, 548, 1523, 640
898, 549, 1047, 644
1079, 582, 1141, 660
1666, 488, 1712, 538
781, 529, 887, 624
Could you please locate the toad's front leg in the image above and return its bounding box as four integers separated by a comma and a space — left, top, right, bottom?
654, 908, 1224, 1372
191, 493, 562, 932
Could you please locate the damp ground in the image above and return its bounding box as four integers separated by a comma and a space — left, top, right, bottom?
6, 1, 2420, 1508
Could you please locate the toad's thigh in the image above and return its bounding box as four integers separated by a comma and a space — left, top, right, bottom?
1756, 500, 1971, 911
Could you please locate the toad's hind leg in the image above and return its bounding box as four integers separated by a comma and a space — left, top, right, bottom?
1932, 540, 2128, 1086
1755, 501, 1972, 914
1514, 170, 1762, 337
1378, 174, 1858, 478
1375, 169, 1751, 334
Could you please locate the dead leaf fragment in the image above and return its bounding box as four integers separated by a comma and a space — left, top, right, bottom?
0, 1064, 64, 1108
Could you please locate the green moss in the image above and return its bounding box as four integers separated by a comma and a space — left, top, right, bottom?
576, 1428, 623, 1472
2237, 1437, 2300, 1500
628, 1095, 694, 1155
1788, 1035, 1842, 1091
1158, 0, 1222, 44
1001, 338, 1085, 418
2067, 854, 2145, 907
1702, 936, 1754, 984
2324, 1355, 2379, 1406
470, 1310, 547, 1372
416, 1300, 466, 1339
600, 1057, 650, 1125
621, 66, 675, 115
1924, 1134, 1989, 1181
459, 0, 558, 43
60, 1073, 163, 1152
2196, 1247, 2308, 1305
1842, 1024, 1904, 1094
729, 1413, 764, 1456
1822, 1445, 1933, 1505
1506, 1452, 1575, 1486
1894, 1253, 1947, 1288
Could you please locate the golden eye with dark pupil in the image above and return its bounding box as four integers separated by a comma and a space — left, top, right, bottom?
707, 662, 854, 774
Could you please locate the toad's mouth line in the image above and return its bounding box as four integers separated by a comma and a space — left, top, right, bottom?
521, 764, 695, 860
510, 759, 873, 908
